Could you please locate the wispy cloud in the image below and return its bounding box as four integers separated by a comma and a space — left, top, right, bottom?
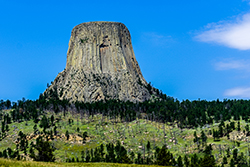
195, 13, 250, 50
243, 0, 250, 5
214, 59, 250, 71
141, 32, 173, 47
224, 87, 250, 98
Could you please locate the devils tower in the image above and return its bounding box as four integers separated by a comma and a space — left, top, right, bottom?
44, 21, 155, 102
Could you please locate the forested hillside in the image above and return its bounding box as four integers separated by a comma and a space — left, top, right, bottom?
1, 91, 250, 166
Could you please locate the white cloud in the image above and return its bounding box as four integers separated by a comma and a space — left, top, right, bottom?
224, 87, 250, 98
214, 59, 250, 71
195, 13, 250, 50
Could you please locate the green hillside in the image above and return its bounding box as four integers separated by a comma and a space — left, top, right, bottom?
1, 97, 250, 166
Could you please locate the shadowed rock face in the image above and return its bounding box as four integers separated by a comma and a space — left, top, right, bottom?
45, 22, 153, 102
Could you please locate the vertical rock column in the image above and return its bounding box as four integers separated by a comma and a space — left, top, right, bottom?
45, 21, 152, 102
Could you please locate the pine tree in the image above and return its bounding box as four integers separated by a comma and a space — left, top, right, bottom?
223, 156, 228, 164
177, 155, 183, 167
5, 100, 11, 109
82, 131, 88, 143
40, 115, 48, 132
3, 150, 7, 158
106, 143, 116, 163
199, 155, 216, 167
29, 146, 35, 160
201, 130, 207, 144
50, 115, 54, 126
66, 130, 69, 140
230, 158, 235, 167
32, 136, 55, 162
53, 126, 57, 135
233, 149, 238, 163
85, 149, 90, 162
226, 148, 230, 158
230, 122, 235, 130
130, 151, 135, 162
1, 121, 5, 133
100, 144, 105, 161
146, 141, 151, 154
156, 145, 172, 166
184, 155, 189, 167
81, 150, 85, 162
33, 124, 37, 134
246, 124, 250, 136
237, 121, 241, 132
193, 131, 198, 143
204, 144, 212, 155
190, 153, 198, 166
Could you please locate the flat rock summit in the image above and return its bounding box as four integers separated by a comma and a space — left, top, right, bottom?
45, 21, 157, 102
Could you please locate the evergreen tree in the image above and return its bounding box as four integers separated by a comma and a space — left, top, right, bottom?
50, 115, 54, 126
199, 155, 216, 167
53, 126, 57, 136
190, 153, 198, 167
66, 130, 69, 140
29, 146, 35, 160
219, 125, 223, 137
230, 158, 235, 167
184, 155, 189, 167
130, 151, 135, 162
5, 100, 11, 109
237, 121, 241, 132
81, 150, 85, 162
2, 150, 7, 158
230, 122, 235, 130
40, 115, 48, 132
31, 136, 55, 162
233, 149, 238, 162
204, 144, 212, 155
245, 124, 250, 136
193, 131, 198, 143
136, 152, 142, 164
201, 130, 207, 144
82, 131, 88, 144
106, 143, 116, 163
100, 144, 105, 161
1, 121, 5, 133
156, 145, 172, 166
85, 149, 90, 162
223, 156, 228, 164
146, 141, 151, 154
33, 124, 37, 134
226, 148, 230, 158
177, 155, 183, 167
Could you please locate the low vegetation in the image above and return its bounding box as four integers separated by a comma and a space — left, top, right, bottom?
0, 158, 165, 167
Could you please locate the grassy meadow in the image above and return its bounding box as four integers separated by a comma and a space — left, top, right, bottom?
0, 158, 167, 167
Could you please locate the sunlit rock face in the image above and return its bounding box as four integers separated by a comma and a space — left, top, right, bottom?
45, 22, 152, 102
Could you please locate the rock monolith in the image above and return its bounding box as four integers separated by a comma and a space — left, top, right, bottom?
44, 21, 155, 102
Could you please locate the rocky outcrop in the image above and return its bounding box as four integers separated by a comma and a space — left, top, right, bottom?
44, 21, 155, 102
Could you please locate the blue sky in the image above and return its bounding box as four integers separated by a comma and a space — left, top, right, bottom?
1, 0, 250, 101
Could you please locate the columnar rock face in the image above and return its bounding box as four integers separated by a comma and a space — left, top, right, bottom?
45, 21, 153, 102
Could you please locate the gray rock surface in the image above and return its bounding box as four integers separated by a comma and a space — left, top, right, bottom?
44, 21, 153, 102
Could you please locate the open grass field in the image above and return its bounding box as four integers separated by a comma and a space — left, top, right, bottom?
0, 158, 166, 167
